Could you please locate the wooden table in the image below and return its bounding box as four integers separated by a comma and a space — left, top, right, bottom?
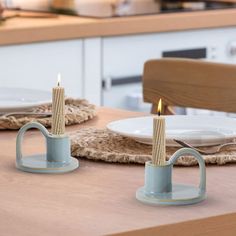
0, 107, 236, 236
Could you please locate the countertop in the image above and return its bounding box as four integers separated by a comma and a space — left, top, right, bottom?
1, 9, 236, 46
0, 107, 236, 235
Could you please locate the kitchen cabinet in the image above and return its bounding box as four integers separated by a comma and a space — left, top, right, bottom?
1, 8, 236, 108
101, 27, 236, 110
0, 39, 83, 98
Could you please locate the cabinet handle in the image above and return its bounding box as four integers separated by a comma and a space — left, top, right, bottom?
102, 75, 142, 90
103, 76, 112, 91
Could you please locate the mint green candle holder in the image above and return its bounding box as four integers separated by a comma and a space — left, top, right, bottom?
16, 122, 79, 174
136, 148, 206, 205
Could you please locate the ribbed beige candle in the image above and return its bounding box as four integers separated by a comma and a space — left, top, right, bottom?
152, 99, 166, 166
51, 74, 65, 135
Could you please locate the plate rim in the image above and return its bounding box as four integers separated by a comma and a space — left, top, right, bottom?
106, 115, 236, 146
0, 87, 51, 112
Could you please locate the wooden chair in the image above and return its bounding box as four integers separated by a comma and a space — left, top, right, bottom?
142, 58, 236, 114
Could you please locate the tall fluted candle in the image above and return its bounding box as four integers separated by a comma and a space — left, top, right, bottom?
51, 74, 65, 135
152, 99, 166, 166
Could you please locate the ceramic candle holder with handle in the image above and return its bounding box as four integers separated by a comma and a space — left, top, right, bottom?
16, 122, 79, 174
136, 148, 206, 205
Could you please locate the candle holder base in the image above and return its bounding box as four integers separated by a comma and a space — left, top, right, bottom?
16, 154, 79, 174
16, 122, 79, 174
136, 148, 207, 206
136, 184, 206, 206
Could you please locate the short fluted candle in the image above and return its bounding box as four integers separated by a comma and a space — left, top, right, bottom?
152, 99, 166, 166
51, 74, 65, 135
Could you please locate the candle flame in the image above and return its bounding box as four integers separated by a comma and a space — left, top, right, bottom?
57, 73, 61, 87
157, 99, 162, 116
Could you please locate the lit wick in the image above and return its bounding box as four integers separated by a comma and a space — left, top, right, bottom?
157, 98, 162, 116
57, 73, 61, 87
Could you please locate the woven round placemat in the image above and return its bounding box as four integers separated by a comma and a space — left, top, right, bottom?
0, 98, 96, 130
70, 128, 236, 166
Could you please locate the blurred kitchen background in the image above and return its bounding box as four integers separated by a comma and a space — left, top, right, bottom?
1, 0, 236, 115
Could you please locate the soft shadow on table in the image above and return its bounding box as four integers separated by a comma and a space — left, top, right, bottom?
79, 158, 236, 168
8, 157, 236, 173
133, 196, 216, 209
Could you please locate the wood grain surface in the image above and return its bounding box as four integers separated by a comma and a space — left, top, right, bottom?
143, 58, 236, 113
0, 107, 236, 235
1, 8, 236, 45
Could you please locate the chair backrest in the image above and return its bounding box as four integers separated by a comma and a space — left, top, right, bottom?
143, 58, 236, 114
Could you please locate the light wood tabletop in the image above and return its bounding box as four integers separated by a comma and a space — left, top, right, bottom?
1, 8, 236, 46
0, 107, 236, 236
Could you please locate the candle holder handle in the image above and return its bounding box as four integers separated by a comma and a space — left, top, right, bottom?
167, 148, 206, 192
16, 121, 79, 174
16, 122, 49, 163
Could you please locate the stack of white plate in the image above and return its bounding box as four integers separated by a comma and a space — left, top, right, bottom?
0, 87, 51, 114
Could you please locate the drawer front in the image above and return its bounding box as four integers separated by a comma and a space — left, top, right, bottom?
102, 27, 236, 78
102, 81, 151, 112
0, 39, 83, 97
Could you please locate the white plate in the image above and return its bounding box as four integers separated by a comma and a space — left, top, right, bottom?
107, 115, 236, 147
0, 87, 51, 113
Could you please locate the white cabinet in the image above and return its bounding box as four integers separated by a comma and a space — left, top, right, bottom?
101, 27, 236, 110
0, 39, 83, 98
102, 27, 236, 78
1, 26, 236, 110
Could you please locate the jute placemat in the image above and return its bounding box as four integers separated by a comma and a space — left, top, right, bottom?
0, 98, 96, 130
70, 128, 236, 166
